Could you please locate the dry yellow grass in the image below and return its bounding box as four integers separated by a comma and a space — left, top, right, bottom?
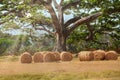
0, 56, 120, 75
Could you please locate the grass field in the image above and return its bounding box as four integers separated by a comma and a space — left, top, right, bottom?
0, 56, 120, 80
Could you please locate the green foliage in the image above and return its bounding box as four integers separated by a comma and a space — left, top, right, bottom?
0, 38, 13, 54
2, 22, 20, 30
7, 35, 32, 55
65, 0, 120, 52
67, 22, 120, 52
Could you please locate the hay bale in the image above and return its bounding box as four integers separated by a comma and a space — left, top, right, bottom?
60, 51, 73, 61
40, 51, 49, 54
78, 51, 94, 61
93, 50, 105, 60
43, 52, 56, 62
20, 52, 32, 63
40, 51, 51, 56
105, 51, 118, 60
33, 52, 43, 63
52, 52, 60, 61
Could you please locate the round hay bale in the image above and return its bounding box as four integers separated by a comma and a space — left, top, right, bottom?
20, 52, 32, 63
43, 52, 56, 62
52, 52, 60, 61
33, 52, 43, 63
93, 50, 105, 60
60, 51, 73, 61
105, 51, 118, 60
78, 51, 94, 61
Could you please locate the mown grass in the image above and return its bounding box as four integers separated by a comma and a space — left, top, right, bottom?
0, 71, 120, 80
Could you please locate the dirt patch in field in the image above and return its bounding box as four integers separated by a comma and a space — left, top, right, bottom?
0, 56, 120, 75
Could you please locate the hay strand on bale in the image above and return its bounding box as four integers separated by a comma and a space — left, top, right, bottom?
60, 51, 73, 61
39, 51, 50, 56
93, 50, 105, 60
43, 52, 56, 62
52, 52, 60, 61
20, 52, 32, 63
78, 51, 94, 61
33, 52, 43, 63
40, 51, 49, 55
105, 51, 118, 60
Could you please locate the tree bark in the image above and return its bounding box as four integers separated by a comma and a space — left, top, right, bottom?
54, 32, 67, 52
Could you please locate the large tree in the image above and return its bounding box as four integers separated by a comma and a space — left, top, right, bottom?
0, 0, 120, 52
31, 0, 120, 52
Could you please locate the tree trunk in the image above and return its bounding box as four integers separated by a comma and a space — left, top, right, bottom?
54, 32, 67, 52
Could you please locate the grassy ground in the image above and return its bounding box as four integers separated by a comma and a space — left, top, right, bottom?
0, 71, 120, 80
0, 56, 120, 80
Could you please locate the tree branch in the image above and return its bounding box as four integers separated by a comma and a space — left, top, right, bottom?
67, 12, 102, 35
62, 0, 81, 11
53, 0, 64, 31
105, 8, 120, 14
34, 25, 55, 35
64, 16, 81, 27
31, 0, 47, 5
46, 0, 52, 4
31, 23, 55, 35
0, 21, 6, 25
0, 9, 16, 18
60, 0, 64, 5
0, 16, 14, 25
44, 3, 61, 32
0, 0, 3, 3
53, 0, 60, 9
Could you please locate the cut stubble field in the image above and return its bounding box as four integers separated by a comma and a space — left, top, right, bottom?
0, 56, 120, 80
